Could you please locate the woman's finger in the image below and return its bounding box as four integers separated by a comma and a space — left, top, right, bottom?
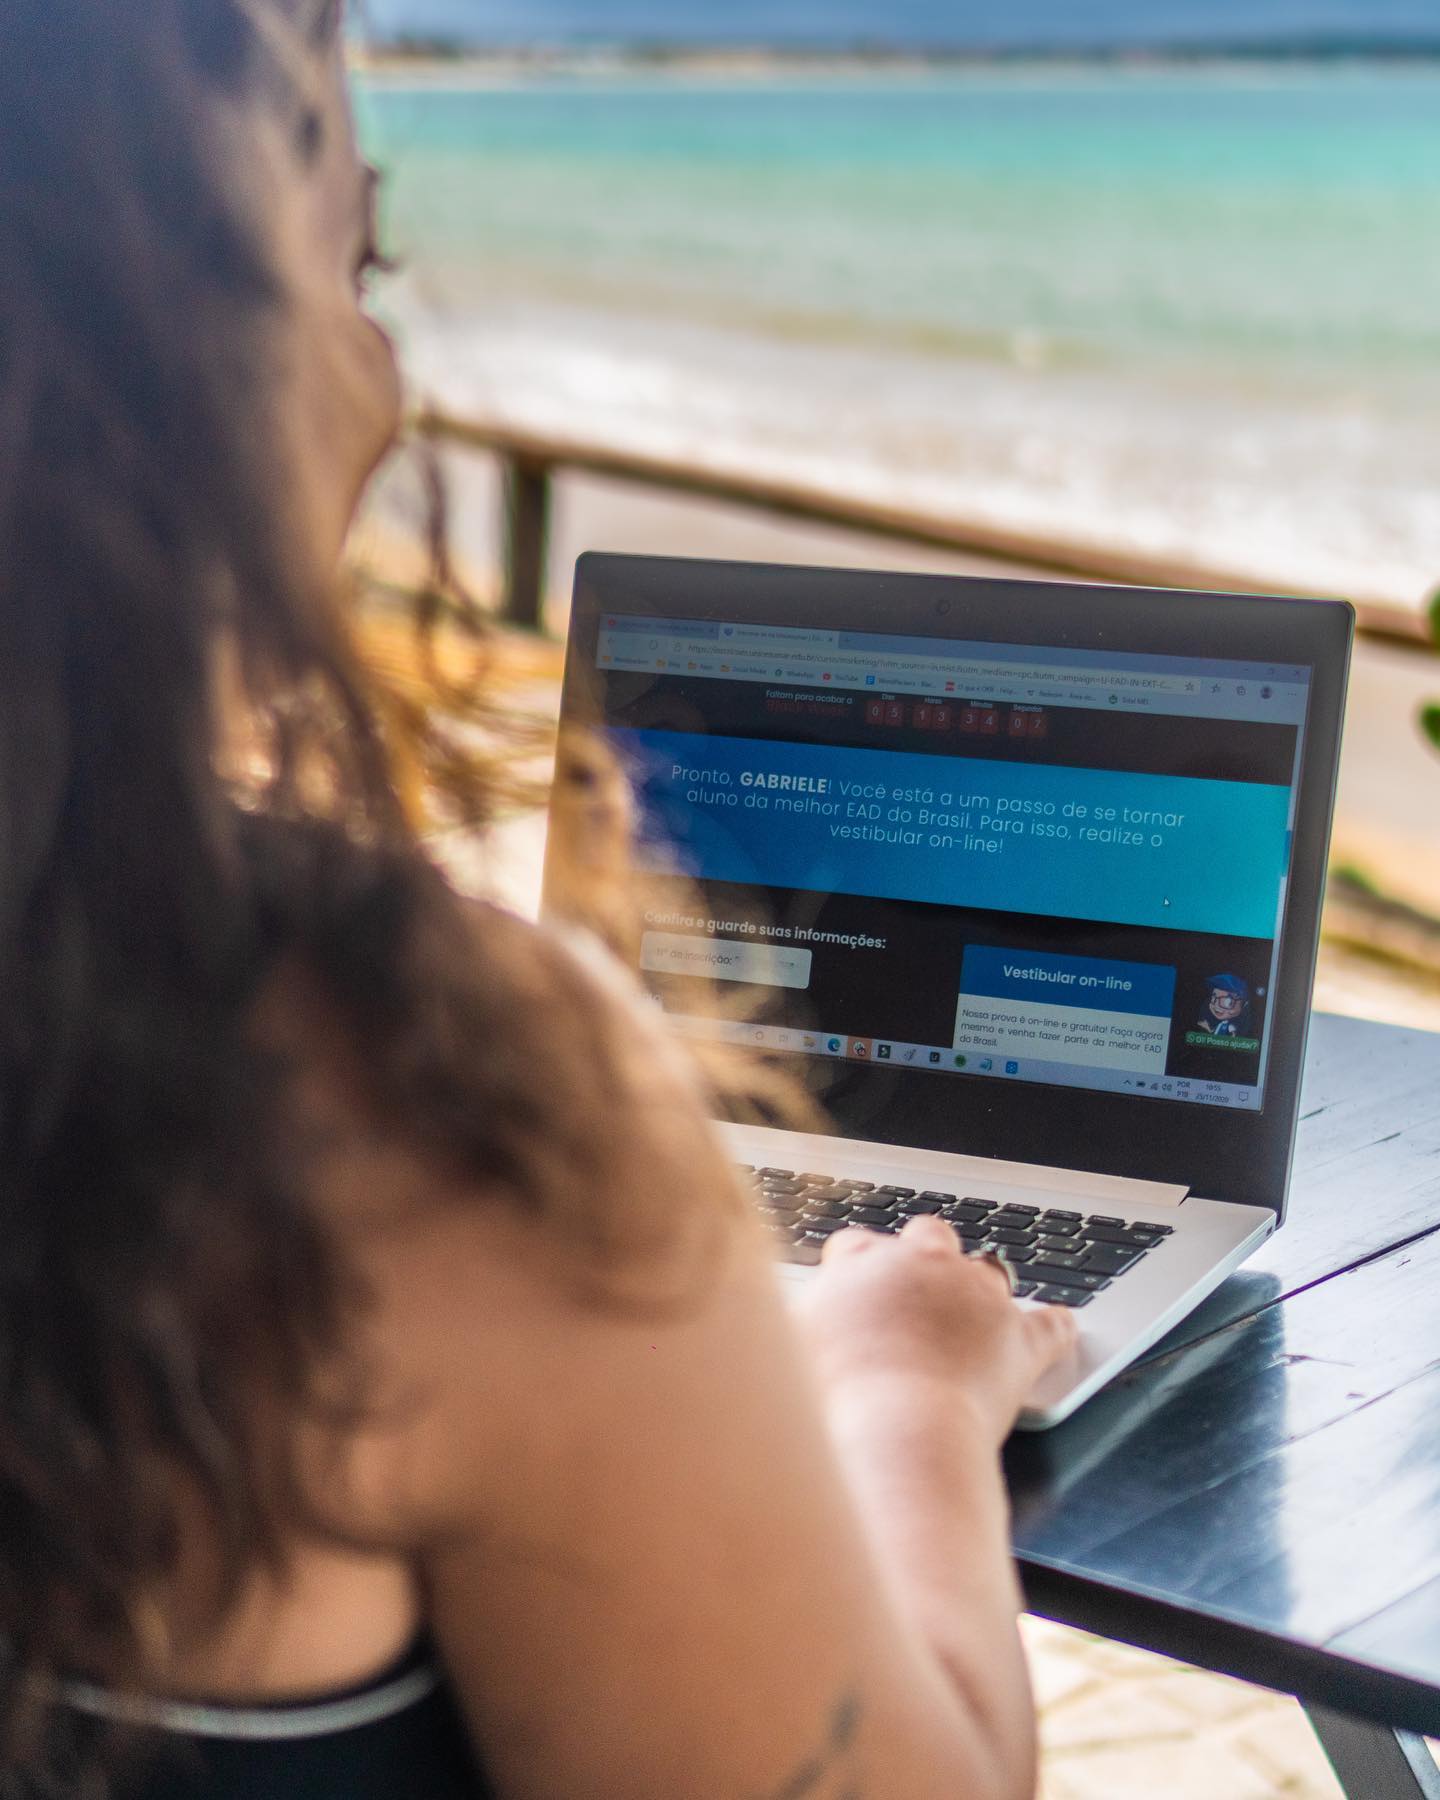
820, 1225, 884, 1262
1020, 1300, 1081, 1373
972, 1249, 1018, 1294
899, 1214, 961, 1254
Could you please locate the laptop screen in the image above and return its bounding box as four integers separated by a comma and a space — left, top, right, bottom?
590, 610, 1313, 1118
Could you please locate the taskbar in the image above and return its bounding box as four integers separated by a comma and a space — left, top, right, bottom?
671, 1015, 1262, 1113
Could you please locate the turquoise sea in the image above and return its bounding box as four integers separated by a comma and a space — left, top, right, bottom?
356, 68, 1440, 608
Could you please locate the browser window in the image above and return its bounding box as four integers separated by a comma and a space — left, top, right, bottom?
595, 614, 1311, 1114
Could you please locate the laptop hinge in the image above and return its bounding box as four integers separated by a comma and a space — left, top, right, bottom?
969, 1156, 1190, 1209
720, 1122, 1192, 1209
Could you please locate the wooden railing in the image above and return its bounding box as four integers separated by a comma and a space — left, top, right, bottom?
414, 408, 1430, 650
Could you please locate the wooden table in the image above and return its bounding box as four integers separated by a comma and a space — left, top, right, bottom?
1006, 1011, 1440, 1797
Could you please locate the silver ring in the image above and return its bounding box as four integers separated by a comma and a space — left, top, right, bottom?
977, 1250, 1019, 1296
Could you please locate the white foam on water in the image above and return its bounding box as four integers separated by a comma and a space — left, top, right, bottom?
385, 284, 1440, 610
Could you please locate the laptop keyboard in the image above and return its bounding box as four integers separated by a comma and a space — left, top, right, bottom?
739, 1167, 1174, 1308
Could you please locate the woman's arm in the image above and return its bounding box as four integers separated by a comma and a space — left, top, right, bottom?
798, 1225, 1076, 1797
322, 933, 1074, 1800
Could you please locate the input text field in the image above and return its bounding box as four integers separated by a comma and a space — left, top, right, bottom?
640, 932, 814, 989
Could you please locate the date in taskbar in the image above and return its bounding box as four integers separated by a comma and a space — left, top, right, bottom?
669, 1015, 1261, 1111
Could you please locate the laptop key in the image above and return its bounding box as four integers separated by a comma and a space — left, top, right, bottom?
1083, 1245, 1145, 1277
1042, 1209, 1083, 1222
1084, 1225, 1159, 1250
1032, 1246, 1086, 1269
1038, 1218, 1082, 1238
988, 1227, 1037, 1247
757, 1169, 795, 1181
759, 1195, 804, 1215
1035, 1286, 1095, 1308
951, 1220, 989, 1242
945, 1204, 991, 1225
961, 1196, 999, 1211
895, 1198, 944, 1215
996, 1246, 1035, 1264
997, 1203, 1041, 1216
1026, 1264, 1111, 1292
803, 1199, 850, 1219
1013, 1280, 1039, 1299
875, 1186, 917, 1200
851, 1206, 897, 1227
801, 1215, 847, 1236
846, 1181, 877, 1193
919, 1192, 957, 1205
1085, 1214, 1125, 1228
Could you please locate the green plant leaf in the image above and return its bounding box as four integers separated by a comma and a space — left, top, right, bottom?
1421, 703, 1440, 753
1428, 586, 1440, 649
1330, 863, 1378, 896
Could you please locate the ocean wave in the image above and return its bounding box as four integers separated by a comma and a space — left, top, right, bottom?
383, 289, 1440, 612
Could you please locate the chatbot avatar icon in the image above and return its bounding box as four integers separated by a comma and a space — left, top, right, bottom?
1199, 973, 1253, 1038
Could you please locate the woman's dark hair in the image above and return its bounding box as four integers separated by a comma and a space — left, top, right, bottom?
0, 1, 668, 1787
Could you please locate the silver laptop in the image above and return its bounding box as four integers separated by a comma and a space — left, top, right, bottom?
547, 555, 1352, 1428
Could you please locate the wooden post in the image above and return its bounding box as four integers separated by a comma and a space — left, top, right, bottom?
501, 453, 551, 631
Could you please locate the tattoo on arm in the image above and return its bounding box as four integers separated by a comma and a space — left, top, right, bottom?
758, 1688, 863, 1800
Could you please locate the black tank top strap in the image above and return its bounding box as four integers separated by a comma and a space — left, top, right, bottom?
53, 1632, 494, 1797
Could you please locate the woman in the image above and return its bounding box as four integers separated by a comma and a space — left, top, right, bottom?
0, 2, 1077, 1796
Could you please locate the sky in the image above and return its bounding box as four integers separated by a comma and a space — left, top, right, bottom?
361, 0, 1440, 46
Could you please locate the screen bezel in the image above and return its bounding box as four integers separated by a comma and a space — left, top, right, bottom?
556, 552, 1354, 1223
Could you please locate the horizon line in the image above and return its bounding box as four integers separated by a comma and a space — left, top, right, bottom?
360, 29, 1440, 60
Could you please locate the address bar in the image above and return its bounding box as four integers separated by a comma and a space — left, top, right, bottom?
825, 654, 1174, 694
640, 634, 1185, 696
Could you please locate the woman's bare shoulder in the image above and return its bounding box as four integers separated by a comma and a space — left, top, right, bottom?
253, 899, 709, 1200
254, 902, 752, 1541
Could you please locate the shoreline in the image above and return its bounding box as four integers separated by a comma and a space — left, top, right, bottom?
381, 294, 1440, 624
351, 48, 1440, 84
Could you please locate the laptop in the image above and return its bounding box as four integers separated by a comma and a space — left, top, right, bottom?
546, 554, 1352, 1428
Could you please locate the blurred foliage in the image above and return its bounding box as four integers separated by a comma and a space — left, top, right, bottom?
1422, 585, 1440, 755
1330, 862, 1379, 896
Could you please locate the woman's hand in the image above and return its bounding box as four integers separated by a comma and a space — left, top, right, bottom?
796, 1216, 1080, 1446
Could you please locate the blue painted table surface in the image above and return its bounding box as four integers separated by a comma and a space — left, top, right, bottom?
1006, 1011, 1440, 1734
